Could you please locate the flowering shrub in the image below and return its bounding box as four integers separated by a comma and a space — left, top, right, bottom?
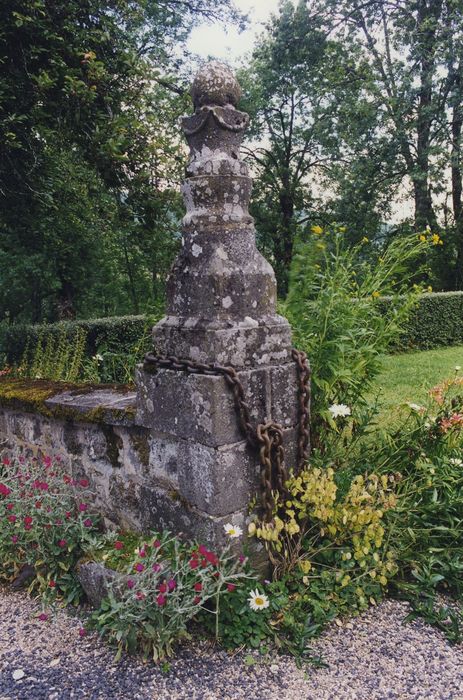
0, 453, 100, 604
249, 467, 397, 615
90, 529, 251, 661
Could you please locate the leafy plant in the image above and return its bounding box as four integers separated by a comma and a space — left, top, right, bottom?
0, 453, 100, 605
89, 530, 251, 662
284, 227, 431, 421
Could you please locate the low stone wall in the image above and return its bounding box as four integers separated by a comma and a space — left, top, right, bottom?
0, 378, 248, 546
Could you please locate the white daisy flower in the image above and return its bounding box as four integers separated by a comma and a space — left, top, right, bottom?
449, 458, 463, 466
407, 402, 424, 412
223, 523, 243, 538
328, 403, 351, 418
455, 366, 461, 372
248, 589, 269, 611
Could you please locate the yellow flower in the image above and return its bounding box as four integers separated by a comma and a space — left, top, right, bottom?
431, 233, 441, 245
427, 285, 433, 293
339, 226, 346, 232
311, 225, 323, 235
419, 234, 426, 242
361, 236, 369, 243
372, 291, 380, 299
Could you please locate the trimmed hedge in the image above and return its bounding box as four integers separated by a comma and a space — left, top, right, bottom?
1, 292, 462, 366
381, 291, 463, 350
1, 315, 157, 366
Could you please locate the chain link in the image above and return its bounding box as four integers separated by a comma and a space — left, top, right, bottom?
143, 349, 311, 521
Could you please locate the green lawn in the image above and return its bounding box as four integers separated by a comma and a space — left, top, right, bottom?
373, 345, 463, 415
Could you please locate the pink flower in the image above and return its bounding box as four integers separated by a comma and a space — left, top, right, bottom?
152, 563, 162, 573
136, 591, 145, 600
194, 582, 202, 592
114, 541, 124, 550
83, 518, 92, 528
138, 549, 146, 558
2, 457, 10, 466
153, 539, 161, 548
135, 563, 144, 573
0, 483, 11, 497
58, 539, 67, 548
6, 503, 13, 511
193, 596, 201, 605
189, 558, 199, 570
11, 535, 18, 543
78, 503, 87, 512
227, 583, 236, 592
78, 627, 86, 637
38, 613, 48, 622
156, 594, 166, 606
7, 515, 16, 523
79, 479, 89, 488
167, 579, 176, 591
127, 579, 135, 589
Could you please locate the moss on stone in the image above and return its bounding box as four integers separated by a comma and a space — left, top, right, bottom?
130, 431, 150, 467
0, 377, 135, 425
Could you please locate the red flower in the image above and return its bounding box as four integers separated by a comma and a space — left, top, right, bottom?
138, 549, 146, 558
65, 511, 72, 519
35, 501, 42, 509
83, 518, 92, 528
1, 457, 10, 466
200, 558, 208, 568
198, 544, 208, 556
153, 539, 161, 548
194, 582, 202, 592
227, 583, 236, 592
24, 516, 33, 526
114, 541, 124, 550
189, 558, 199, 570
58, 539, 67, 548
136, 591, 145, 600
156, 594, 166, 606
6, 503, 13, 511
206, 552, 218, 566
7, 515, 16, 523
55, 519, 62, 526
158, 582, 167, 594
49, 580, 56, 588
0, 484, 11, 497
193, 596, 201, 605
38, 613, 48, 622
79, 479, 89, 488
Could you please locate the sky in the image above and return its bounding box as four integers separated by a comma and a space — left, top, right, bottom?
187, 0, 281, 64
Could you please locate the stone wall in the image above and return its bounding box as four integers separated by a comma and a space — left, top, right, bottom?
0, 380, 247, 546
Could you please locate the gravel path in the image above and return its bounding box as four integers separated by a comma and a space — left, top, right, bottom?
0, 588, 462, 700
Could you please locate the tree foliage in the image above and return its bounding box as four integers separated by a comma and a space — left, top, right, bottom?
0, 0, 242, 322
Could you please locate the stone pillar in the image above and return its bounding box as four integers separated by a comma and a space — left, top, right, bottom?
136, 62, 304, 546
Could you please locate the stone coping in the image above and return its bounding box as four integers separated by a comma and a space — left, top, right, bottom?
0, 377, 136, 426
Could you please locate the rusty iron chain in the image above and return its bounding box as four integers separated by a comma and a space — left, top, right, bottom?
143, 349, 311, 521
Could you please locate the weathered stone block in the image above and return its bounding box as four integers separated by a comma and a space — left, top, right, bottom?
136, 362, 299, 447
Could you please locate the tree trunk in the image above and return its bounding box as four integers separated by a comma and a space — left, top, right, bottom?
451, 61, 463, 288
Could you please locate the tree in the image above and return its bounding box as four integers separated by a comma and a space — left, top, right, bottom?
240, 0, 366, 293
321, 0, 463, 287
0, 0, 243, 321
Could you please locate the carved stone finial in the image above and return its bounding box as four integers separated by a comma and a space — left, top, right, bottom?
190, 61, 242, 109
